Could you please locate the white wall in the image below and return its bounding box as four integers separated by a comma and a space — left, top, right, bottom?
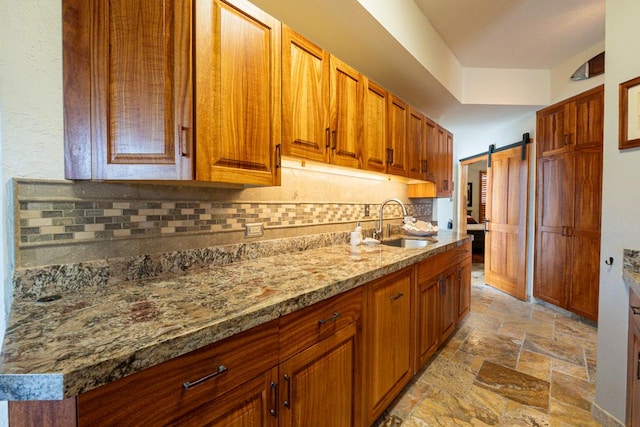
1, 1, 65, 424
594, 0, 640, 422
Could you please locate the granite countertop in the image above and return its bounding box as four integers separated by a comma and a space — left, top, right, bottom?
0, 232, 471, 401
623, 249, 640, 296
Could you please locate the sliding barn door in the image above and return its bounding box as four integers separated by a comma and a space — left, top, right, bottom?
485, 145, 530, 300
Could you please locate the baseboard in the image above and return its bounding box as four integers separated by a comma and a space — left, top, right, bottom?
592, 402, 625, 427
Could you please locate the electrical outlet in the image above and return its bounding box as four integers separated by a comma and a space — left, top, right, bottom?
244, 222, 264, 238
364, 204, 370, 217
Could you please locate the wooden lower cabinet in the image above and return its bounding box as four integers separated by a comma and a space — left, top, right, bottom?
415, 243, 471, 371
415, 273, 440, 368
279, 324, 361, 427
365, 267, 414, 424
9, 246, 473, 427
458, 258, 472, 321
277, 287, 363, 427
627, 290, 640, 427
169, 367, 279, 427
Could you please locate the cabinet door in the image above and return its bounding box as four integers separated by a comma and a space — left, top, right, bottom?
415, 275, 440, 369
424, 117, 438, 183
533, 154, 572, 307
407, 108, 426, 180
436, 126, 453, 197
574, 87, 604, 151
169, 368, 278, 427
195, 0, 281, 186
362, 79, 388, 173
279, 323, 361, 427
64, 0, 193, 180
366, 267, 413, 423
387, 95, 409, 176
457, 258, 472, 322
567, 149, 602, 321
329, 55, 362, 169
281, 26, 329, 163
440, 267, 459, 343
537, 103, 572, 157
628, 294, 640, 427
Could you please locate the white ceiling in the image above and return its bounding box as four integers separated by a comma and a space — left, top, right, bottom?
414, 0, 605, 69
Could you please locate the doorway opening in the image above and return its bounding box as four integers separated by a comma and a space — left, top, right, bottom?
459, 157, 488, 266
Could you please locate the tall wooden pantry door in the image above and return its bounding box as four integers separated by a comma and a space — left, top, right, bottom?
484, 145, 530, 301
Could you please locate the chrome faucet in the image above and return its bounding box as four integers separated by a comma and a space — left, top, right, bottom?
375, 198, 408, 240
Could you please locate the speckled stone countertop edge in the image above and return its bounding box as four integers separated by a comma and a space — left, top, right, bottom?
0, 234, 471, 401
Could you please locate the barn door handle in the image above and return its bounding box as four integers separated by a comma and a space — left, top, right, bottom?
484, 219, 490, 233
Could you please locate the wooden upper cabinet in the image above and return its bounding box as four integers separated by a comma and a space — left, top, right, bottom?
537, 85, 603, 157
424, 117, 438, 183
281, 26, 329, 163
436, 126, 453, 197
387, 95, 409, 176
195, 0, 281, 186
362, 79, 388, 173
574, 87, 604, 150
537, 103, 573, 157
407, 108, 425, 180
63, 0, 193, 180
329, 56, 363, 169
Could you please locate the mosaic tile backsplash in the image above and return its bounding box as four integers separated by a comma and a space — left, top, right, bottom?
19, 200, 430, 246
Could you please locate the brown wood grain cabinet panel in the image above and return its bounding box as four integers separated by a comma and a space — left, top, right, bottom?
415, 273, 440, 369
457, 257, 472, 321
64, 0, 193, 180
329, 56, 363, 169
278, 287, 363, 362
534, 86, 603, 321
195, 0, 281, 186
281, 26, 329, 163
168, 367, 278, 427
423, 118, 438, 183
365, 267, 413, 424
386, 95, 409, 176
362, 79, 388, 173
279, 323, 361, 427
627, 291, 640, 426
77, 320, 279, 426
9, 398, 78, 427
407, 108, 426, 180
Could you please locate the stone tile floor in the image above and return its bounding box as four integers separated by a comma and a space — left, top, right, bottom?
376, 263, 601, 426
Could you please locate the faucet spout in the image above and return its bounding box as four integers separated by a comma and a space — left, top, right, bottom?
375, 198, 409, 239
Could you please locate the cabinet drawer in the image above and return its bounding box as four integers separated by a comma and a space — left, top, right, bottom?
454, 242, 472, 262
78, 320, 279, 426
279, 287, 363, 361
630, 290, 640, 331
418, 242, 471, 283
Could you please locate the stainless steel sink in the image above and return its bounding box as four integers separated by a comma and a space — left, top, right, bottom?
381, 237, 437, 248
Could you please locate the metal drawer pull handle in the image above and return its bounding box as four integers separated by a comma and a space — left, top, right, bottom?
632, 306, 640, 315
270, 381, 278, 417
318, 312, 340, 325
283, 374, 292, 409
183, 365, 228, 390
391, 292, 404, 301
